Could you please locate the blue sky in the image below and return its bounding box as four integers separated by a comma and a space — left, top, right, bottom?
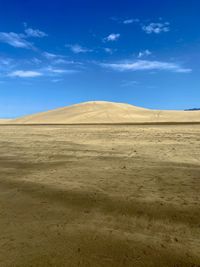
0, 0, 200, 117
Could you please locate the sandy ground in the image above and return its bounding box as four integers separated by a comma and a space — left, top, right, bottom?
0, 124, 200, 267
0, 119, 12, 124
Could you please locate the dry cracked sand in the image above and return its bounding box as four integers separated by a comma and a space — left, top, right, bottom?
0, 124, 200, 267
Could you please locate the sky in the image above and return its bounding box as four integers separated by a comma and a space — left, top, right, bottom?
0, 0, 200, 118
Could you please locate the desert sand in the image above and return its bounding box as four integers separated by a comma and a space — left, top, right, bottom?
11, 101, 200, 124
0, 119, 12, 124
0, 123, 200, 267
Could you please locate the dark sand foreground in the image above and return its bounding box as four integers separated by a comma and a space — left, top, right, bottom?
0, 125, 200, 267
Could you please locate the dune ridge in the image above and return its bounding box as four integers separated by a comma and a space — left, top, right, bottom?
6, 101, 200, 124
0, 119, 12, 124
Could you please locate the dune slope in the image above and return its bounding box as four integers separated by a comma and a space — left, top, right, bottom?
0, 119, 12, 124
12, 101, 200, 124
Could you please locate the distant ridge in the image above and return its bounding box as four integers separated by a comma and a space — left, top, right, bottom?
0, 119, 12, 124
185, 108, 200, 111
4, 101, 200, 124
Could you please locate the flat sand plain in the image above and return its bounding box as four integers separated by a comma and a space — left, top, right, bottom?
0, 124, 200, 267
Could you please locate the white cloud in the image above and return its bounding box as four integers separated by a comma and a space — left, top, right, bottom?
138, 49, 152, 58
31, 58, 42, 64
45, 67, 68, 74
104, 33, 120, 42
53, 59, 71, 64
0, 57, 13, 66
51, 79, 63, 83
24, 28, 47, 38
23, 23, 47, 38
0, 32, 33, 48
8, 70, 42, 78
123, 18, 139, 24
0, 25, 47, 49
7, 67, 78, 79
43, 52, 59, 59
142, 22, 170, 34
111, 17, 140, 24
44, 66, 78, 75
100, 60, 192, 73
66, 44, 92, 54
104, 48, 115, 54
43, 52, 76, 65
123, 19, 134, 24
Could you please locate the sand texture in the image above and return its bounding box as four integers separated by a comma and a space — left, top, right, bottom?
0, 124, 200, 266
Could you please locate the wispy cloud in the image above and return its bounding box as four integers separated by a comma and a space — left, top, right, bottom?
123, 18, 139, 24
142, 22, 170, 34
0, 25, 47, 49
111, 17, 139, 24
103, 48, 115, 54
66, 44, 92, 54
31, 58, 42, 65
43, 52, 58, 59
43, 51, 77, 65
103, 33, 120, 42
44, 66, 77, 74
7, 67, 78, 78
0, 32, 33, 49
138, 49, 152, 58
51, 78, 63, 83
2, 54, 80, 80
23, 22, 47, 38
8, 70, 42, 78
100, 60, 192, 73
24, 28, 47, 38
0, 57, 13, 66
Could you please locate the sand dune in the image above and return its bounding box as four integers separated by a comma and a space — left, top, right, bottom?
0, 119, 12, 124
11, 101, 200, 124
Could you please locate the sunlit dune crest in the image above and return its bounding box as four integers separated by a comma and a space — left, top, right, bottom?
10, 101, 200, 124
